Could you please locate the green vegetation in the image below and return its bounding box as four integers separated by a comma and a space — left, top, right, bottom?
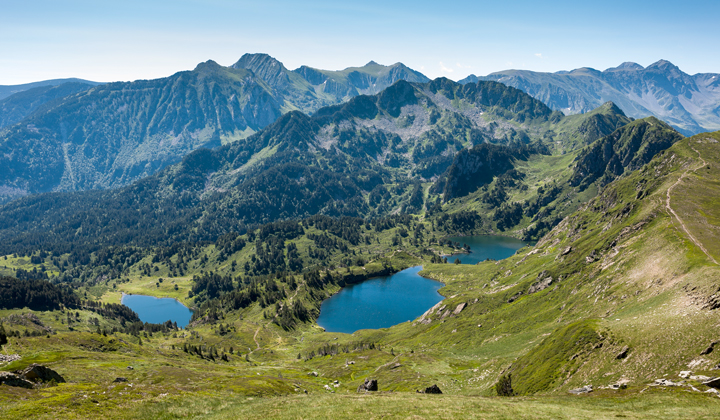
0, 67, 718, 418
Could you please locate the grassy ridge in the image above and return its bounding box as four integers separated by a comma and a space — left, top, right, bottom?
2, 133, 720, 418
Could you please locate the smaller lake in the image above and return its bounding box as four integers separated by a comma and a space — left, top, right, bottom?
316, 266, 443, 334
447, 235, 531, 265
121, 294, 193, 328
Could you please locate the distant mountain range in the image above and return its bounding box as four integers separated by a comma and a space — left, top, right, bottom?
0, 77, 682, 252
460, 60, 720, 135
0, 56, 714, 202
0, 78, 102, 100
0, 54, 430, 199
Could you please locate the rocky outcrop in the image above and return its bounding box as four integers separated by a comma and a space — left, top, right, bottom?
420, 384, 443, 394
0, 354, 21, 363
616, 346, 630, 359
0, 371, 34, 389
19, 364, 65, 384
528, 271, 553, 294
357, 378, 378, 392
452, 303, 467, 315
569, 385, 593, 394
700, 341, 718, 355
703, 377, 720, 389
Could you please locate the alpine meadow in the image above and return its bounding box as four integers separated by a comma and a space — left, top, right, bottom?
2, 2, 720, 418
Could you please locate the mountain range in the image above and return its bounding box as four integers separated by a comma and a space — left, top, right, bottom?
0, 56, 716, 203
461, 60, 720, 135
0, 54, 429, 200
0, 77, 682, 256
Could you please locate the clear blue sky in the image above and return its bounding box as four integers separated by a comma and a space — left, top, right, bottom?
2, 0, 718, 84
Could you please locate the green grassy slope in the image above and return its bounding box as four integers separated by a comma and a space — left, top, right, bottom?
2, 133, 720, 419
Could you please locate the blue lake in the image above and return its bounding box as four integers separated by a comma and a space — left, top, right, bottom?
447, 235, 531, 265
316, 266, 443, 334
121, 294, 193, 328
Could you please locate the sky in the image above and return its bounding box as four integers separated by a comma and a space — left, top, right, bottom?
2, 0, 719, 85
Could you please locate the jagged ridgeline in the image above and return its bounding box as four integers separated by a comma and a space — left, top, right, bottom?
0, 77, 570, 254
0, 54, 430, 200
461, 60, 720, 136
0, 76, 687, 254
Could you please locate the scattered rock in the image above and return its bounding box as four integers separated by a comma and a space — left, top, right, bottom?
357, 378, 378, 392
127, 366, 134, 370
653, 379, 681, 387
19, 364, 65, 384
528, 271, 554, 294
453, 302, 467, 315
508, 291, 523, 303
0, 371, 34, 389
422, 384, 442, 394
323, 384, 333, 392
113, 377, 128, 383
0, 354, 21, 363
691, 375, 711, 381
616, 346, 630, 359
679, 371, 692, 379
610, 383, 628, 390
561, 247, 572, 256
390, 363, 401, 369
569, 385, 593, 394
703, 377, 720, 389
308, 371, 318, 377
586, 250, 598, 264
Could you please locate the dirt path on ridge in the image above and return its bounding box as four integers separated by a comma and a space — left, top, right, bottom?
665, 147, 718, 265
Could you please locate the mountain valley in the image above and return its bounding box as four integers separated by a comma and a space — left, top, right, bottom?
1, 58, 720, 419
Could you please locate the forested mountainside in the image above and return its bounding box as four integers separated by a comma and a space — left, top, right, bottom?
0, 77, 683, 257
0, 55, 431, 200
461, 60, 720, 135
1, 131, 718, 419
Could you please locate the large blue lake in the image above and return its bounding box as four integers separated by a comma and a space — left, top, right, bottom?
316, 266, 443, 334
121, 294, 193, 328
447, 235, 530, 264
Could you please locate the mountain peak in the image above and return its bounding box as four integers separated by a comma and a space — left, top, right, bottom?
606, 62, 644, 72
598, 101, 626, 117
231, 53, 290, 89
646, 59, 679, 71
365, 60, 379, 66
232, 53, 285, 70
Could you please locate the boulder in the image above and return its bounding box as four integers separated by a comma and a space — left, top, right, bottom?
357, 378, 378, 392
561, 247, 572, 256
700, 341, 718, 355
19, 364, 65, 383
113, 377, 128, 383
507, 291, 523, 303
423, 384, 443, 394
653, 379, 681, 387
703, 377, 720, 388
569, 385, 593, 394
528, 274, 553, 294
616, 346, 630, 359
453, 303, 467, 315
0, 371, 34, 389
